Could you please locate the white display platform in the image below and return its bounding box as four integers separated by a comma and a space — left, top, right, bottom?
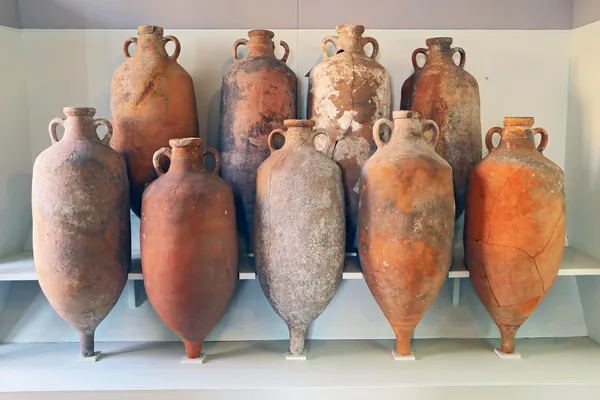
1, 338, 600, 397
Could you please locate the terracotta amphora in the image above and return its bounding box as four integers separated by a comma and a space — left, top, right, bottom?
32, 107, 130, 358
254, 120, 345, 356
220, 29, 297, 251
465, 117, 566, 355
358, 111, 454, 357
111, 25, 199, 217
141, 138, 237, 359
401, 37, 482, 220
308, 24, 391, 249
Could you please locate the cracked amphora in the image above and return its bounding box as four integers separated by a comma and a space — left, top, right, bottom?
464, 117, 566, 354
111, 25, 199, 217
307, 24, 391, 249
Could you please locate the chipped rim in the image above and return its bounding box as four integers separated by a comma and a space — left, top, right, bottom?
393, 110, 422, 120
336, 24, 365, 35
284, 120, 316, 128
63, 107, 96, 118
504, 117, 535, 127
138, 25, 164, 36
169, 137, 203, 148
426, 37, 453, 47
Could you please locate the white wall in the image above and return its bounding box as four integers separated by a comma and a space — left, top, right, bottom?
567, 20, 600, 343
566, 20, 600, 261
0, 26, 31, 259
0, 28, 584, 343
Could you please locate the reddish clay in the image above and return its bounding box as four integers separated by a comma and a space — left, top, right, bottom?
32, 107, 130, 357
465, 117, 566, 354
401, 37, 481, 220
111, 25, 199, 217
359, 111, 454, 356
308, 24, 391, 249
220, 29, 297, 250
141, 138, 237, 359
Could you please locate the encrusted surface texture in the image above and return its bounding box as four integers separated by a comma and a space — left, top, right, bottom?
220, 30, 297, 250
33, 109, 130, 357
254, 123, 345, 356
308, 25, 391, 248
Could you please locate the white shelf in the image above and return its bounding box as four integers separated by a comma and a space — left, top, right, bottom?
1, 246, 597, 282
1, 337, 600, 395
0, 249, 258, 281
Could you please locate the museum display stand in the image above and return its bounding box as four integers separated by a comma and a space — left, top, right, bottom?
1, 3, 600, 399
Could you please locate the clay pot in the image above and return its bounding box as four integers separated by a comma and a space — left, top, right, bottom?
254, 120, 345, 356
32, 107, 130, 358
308, 24, 391, 249
401, 37, 482, 220
220, 29, 297, 251
141, 138, 237, 359
464, 117, 566, 354
111, 25, 199, 217
358, 111, 455, 356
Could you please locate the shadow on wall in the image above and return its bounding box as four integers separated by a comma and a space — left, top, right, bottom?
187, 42, 238, 170
565, 78, 600, 259
202, 59, 233, 172
0, 173, 32, 259
0, 282, 45, 342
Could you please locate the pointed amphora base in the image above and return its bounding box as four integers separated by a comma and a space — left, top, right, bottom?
183, 339, 204, 359
498, 324, 520, 355
392, 325, 416, 358
288, 325, 308, 357
78, 329, 96, 358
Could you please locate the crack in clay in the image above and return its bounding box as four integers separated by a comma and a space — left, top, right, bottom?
486, 164, 527, 242
478, 239, 533, 257
346, 53, 357, 140
532, 258, 545, 293
135, 71, 160, 107
533, 208, 565, 259
54, 143, 79, 172
476, 239, 547, 303
480, 272, 501, 307
331, 53, 357, 160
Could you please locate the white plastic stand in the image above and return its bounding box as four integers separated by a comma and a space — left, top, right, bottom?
392, 351, 416, 361
286, 350, 307, 361
76, 351, 101, 363
181, 354, 206, 364
494, 348, 522, 360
